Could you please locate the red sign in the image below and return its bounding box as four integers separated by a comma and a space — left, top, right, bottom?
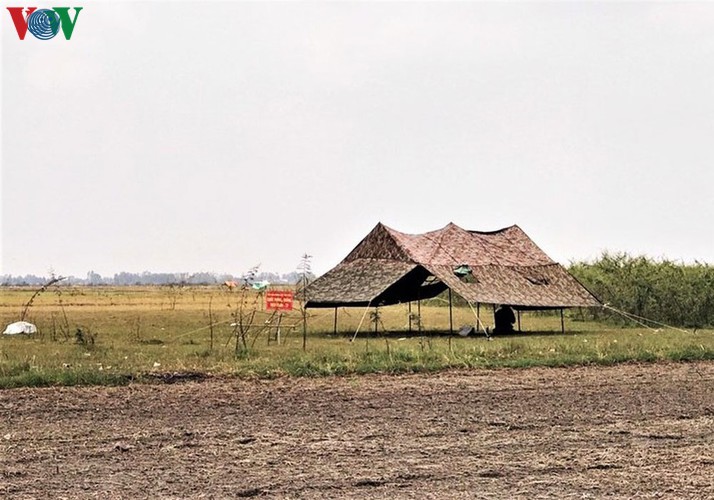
265, 290, 294, 311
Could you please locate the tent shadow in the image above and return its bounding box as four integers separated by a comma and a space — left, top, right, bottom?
327, 329, 575, 340
484, 330, 577, 338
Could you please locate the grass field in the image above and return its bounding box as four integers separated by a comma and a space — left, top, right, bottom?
1, 285, 713, 388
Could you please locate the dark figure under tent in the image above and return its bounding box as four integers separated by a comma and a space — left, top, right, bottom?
493, 304, 516, 334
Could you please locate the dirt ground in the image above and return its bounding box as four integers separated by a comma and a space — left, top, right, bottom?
1, 362, 713, 499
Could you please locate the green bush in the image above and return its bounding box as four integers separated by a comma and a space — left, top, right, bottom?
570, 252, 714, 328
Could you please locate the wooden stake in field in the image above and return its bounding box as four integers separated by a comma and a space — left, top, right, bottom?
301, 309, 307, 351
208, 297, 214, 351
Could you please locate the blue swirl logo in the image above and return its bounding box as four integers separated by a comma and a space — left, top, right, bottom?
27, 9, 61, 40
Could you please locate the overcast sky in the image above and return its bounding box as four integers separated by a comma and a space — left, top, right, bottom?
2, 1, 714, 278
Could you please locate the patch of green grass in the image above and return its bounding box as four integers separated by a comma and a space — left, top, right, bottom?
0, 368, 134, 389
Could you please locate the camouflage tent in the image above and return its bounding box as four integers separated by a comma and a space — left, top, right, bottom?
305, 222, 600, 309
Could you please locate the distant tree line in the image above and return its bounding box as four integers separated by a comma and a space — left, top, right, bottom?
0, 270, 312, 287
569, 252, 714, 328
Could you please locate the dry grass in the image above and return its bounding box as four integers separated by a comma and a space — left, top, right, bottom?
1, 285, 713, 387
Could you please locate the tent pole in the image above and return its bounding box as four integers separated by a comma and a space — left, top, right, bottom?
333, 307, 338, 335
477, 302, 481, 332
560, 308, 565, 334
350, 301, 372, 343
417, 298, 422, 333
408, 301, 412, 333
448, 288, 453, 335
517, 309, 521, 332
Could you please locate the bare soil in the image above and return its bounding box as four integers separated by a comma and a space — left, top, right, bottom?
1, 362, 713, 499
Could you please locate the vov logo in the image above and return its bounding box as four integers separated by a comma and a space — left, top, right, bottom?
7, 7, 82, 40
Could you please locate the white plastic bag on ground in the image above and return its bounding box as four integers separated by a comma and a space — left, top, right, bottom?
3, 321, 38, 335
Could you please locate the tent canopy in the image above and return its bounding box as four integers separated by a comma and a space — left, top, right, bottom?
306, 222, 600, 309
